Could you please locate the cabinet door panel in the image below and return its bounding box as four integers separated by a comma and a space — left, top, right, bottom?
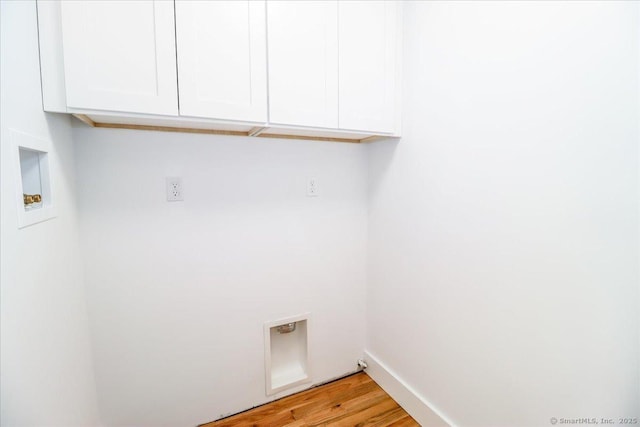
339, 1, 397, 133
60, 0, 178, 115
175, 1, 267, 123
267, 1, 338, 128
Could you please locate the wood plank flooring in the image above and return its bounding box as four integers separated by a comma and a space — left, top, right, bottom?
200, 373, 419, 427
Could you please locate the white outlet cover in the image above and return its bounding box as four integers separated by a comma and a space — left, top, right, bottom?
307, 178, 319, 197
166, 177, 183, 201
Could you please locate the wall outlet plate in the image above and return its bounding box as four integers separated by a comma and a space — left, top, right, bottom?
307, 178, 319, 197
166, 177, 183, 201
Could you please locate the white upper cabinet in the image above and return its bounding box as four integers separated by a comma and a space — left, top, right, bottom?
60, 0, 178, 115
39, 0, 401, 141
267, 1, 339, 129
338, 1, 398, 134
266, 0, 399, 134
175, 1, 268, 123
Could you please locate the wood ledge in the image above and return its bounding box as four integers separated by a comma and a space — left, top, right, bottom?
71, 114, 392, 144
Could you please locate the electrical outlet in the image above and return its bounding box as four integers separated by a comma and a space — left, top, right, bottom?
166, 177, 183, 201
307, 178, 319, 197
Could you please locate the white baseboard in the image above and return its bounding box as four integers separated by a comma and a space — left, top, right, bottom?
363, 351, 456, 427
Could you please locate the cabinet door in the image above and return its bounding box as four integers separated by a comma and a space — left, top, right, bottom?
60, 0, 178, 115
338, 1, 398, 133
267, 1, 338, 128
175, 1, 267, 123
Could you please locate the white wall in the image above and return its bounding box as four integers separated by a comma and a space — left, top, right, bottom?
0, 1, 101, 426
367, 2, 639, 427
73, 127, 368, 427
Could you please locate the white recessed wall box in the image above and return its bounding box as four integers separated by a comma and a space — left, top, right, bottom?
264, 313, 311, 395
11, 130, 56, 228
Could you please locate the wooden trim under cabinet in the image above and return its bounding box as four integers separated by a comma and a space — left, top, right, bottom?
71, 114, 391, 144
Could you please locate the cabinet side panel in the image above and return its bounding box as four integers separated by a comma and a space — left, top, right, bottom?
36, 0, 67, 113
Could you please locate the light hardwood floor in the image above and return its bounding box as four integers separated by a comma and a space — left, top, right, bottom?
200, 372, 419, 427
